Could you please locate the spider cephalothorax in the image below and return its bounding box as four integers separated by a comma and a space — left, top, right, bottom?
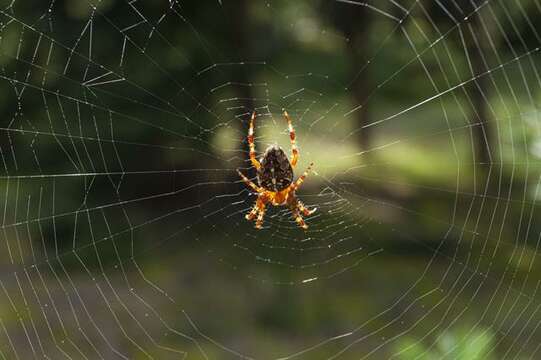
237, 110, 316, 230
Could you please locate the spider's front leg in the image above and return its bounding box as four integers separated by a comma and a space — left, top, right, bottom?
255, 199, 268, 229
237, 170, 269, 229
296, 199, 317, 217
290, 206, 308, 230
244, 193, 269, 229
287, 195, 316, 230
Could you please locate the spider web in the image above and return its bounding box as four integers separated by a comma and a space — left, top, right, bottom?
1, 0, 541, 358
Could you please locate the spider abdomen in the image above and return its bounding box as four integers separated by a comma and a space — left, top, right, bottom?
257, 145, 293, 192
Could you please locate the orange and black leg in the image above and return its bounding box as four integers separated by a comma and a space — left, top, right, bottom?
237, 169, 262, 193
245, 202, 259, 221
287, 195, 314, 230
255, 201, 267, 229
248, 111, 261, 169
283, 110, 299, 167
291, 207, 308, 230
296, 199, 317, 217
245, 193, 268, 229
290, 162, 314, 192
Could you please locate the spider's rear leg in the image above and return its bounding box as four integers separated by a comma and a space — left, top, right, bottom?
283, 110, 299, 167
290, 162, 314, 192
247, 111, 261, 169
237, 169, 262, 193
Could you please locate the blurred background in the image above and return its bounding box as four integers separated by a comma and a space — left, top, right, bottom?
1, 0, 541, 358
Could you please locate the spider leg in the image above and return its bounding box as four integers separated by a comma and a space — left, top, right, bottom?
287, 195, 312, 229
283, 110, 299, 167
291, 207, 308, 230
255, 202, 267, 229
245, 193, 269, 229
247, 111, 261, 169
297, 199, 317, 217
245, 202, 259, 221
290, 162, 314, 192
237, 169, 262, 193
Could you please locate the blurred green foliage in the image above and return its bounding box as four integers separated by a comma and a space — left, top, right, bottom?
395, 326, 495, 360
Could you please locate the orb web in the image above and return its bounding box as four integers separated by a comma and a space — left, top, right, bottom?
1, 0, 541, 359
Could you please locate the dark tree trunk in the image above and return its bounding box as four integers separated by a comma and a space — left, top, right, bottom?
324, 3, 372, 151
428, 1, 494, 168
466, 8, 493, 168
227, 0, 255, 113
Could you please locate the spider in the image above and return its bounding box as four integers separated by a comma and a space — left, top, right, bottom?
237, 110, 316, 230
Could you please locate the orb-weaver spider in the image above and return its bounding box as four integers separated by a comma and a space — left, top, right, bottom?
237, 110, 316, 230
